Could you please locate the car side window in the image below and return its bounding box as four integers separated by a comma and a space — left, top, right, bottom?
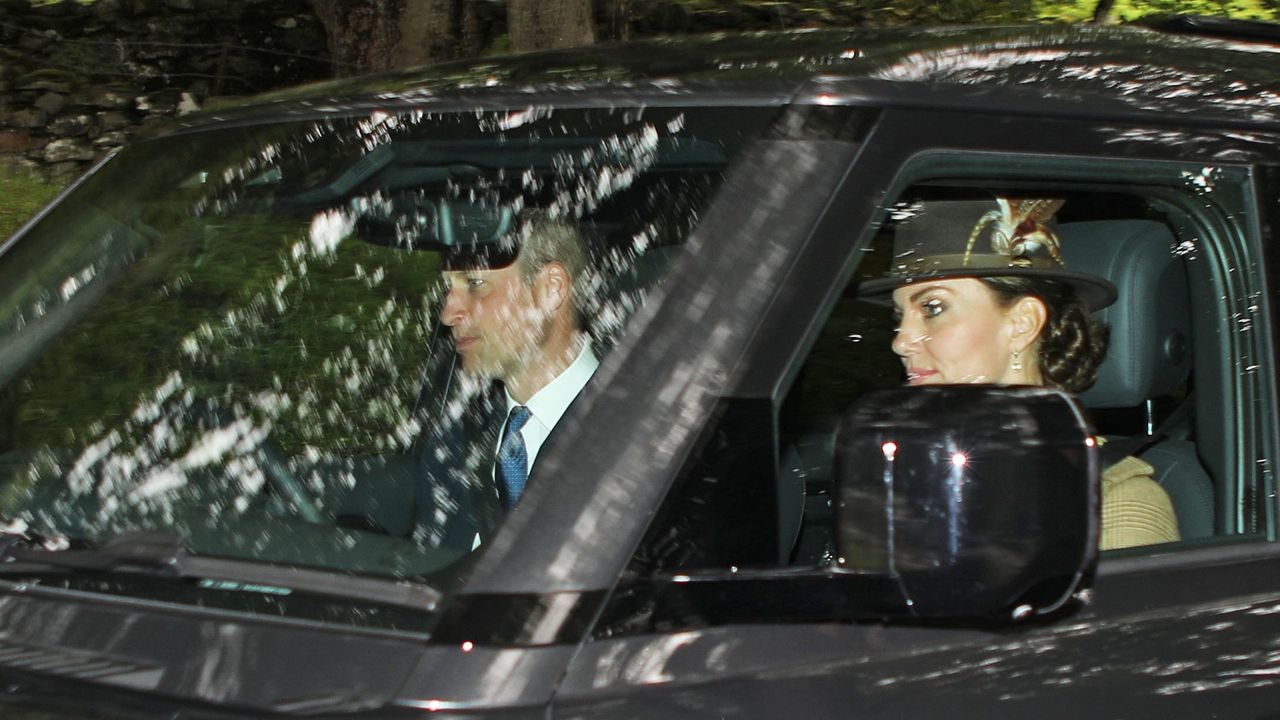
625, 158, 1271, 581
0, 106, 773, 589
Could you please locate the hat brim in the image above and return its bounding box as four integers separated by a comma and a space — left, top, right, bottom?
858, 267, 1118, 312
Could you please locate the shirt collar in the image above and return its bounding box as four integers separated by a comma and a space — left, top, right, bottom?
505, 341, 599, 428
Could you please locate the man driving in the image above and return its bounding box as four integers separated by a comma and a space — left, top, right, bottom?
415, 212, 598, 549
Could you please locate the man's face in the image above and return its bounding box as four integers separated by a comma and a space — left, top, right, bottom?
440, 264, 545, 382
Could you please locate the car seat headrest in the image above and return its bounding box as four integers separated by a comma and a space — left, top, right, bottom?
1058, 220, 1191, 409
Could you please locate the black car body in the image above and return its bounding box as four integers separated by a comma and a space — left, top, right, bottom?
2, 17, 1280, 718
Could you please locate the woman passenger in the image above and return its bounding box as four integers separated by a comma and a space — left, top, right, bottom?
859, 197, 1179, 551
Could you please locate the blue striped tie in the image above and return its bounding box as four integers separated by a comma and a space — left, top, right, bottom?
497, 406, 532, 509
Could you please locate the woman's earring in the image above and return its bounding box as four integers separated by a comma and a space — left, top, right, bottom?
1011, 350, 1023, 374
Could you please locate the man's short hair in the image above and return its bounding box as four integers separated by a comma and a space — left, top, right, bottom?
514, 213, 591, 329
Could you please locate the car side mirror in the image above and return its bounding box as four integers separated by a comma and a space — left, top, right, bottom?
834, 385, 1099, 622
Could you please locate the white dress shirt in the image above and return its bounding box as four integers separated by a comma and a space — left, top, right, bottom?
498, 342, 599, 475
475, 344, 598, 550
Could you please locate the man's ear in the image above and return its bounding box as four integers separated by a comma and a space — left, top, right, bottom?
534, 261, 571, 314
1008, 295, 1048, 353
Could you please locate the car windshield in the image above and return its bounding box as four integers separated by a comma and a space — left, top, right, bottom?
0, 103, 773, 621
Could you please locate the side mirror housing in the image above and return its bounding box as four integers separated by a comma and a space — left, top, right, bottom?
835, 385, 1099, 622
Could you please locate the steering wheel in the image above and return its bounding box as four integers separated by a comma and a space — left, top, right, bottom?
188, 400, 326, 525
254, 441, 326, 525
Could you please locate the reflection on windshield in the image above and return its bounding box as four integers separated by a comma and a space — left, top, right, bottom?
0, 105, 771, 618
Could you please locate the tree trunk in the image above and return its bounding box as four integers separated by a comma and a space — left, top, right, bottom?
312, 0, 605, 76
396, 0, 466, 68
599, 0, 633, 42
312, 0, 493, 75
310, 0, 405, 76
459, 0, 489, 58
508, 0, 596, 53
1090, 0, 1118, 24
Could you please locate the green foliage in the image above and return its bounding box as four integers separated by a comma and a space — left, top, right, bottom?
869, 0, 1036, 24
0, 165, 62, 241
641, 0, 1278, 26
6, 211, 441, 456
1034, 0, 1278, 21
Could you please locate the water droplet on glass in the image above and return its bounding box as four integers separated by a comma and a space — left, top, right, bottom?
1172, 239, 1198, 257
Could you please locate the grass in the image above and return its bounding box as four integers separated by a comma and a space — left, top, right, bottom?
0, 164, 63, 242
4, 206, 441, 456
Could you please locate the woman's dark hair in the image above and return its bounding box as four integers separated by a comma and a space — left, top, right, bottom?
980, 276, 1109, 394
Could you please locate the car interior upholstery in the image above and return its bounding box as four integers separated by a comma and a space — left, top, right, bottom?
1060, 219, 1215, 540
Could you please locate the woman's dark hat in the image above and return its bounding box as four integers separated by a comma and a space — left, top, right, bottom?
859, 197, 1118, 311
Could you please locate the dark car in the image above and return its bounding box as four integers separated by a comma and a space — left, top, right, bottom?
1, 16, 1280, 718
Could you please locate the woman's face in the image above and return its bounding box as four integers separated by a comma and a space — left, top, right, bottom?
891, 277, 1036, 386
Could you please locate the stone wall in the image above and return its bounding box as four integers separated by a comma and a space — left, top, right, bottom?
0, 0, 330, 179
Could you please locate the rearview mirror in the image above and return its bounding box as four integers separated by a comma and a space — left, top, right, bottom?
834, 385, 1099, 622
356, 197, 518, 262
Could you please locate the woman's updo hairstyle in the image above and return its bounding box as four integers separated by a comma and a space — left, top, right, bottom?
980, 276, 1109, 394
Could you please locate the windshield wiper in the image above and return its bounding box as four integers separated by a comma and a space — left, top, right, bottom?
0, 517, 74, 555
0, 531, 442, 613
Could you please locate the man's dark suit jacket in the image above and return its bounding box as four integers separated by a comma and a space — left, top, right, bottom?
412, 387, 507, 551
338, 373, 583, 552
329, 384, 503, 550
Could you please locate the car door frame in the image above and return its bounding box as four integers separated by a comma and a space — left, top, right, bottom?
548, 94, 1280, 719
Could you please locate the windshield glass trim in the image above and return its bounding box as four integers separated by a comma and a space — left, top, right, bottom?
0, 577, 435, 641
162, 84, 798, 138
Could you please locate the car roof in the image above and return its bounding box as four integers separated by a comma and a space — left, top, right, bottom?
165, 20, 1280, 135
